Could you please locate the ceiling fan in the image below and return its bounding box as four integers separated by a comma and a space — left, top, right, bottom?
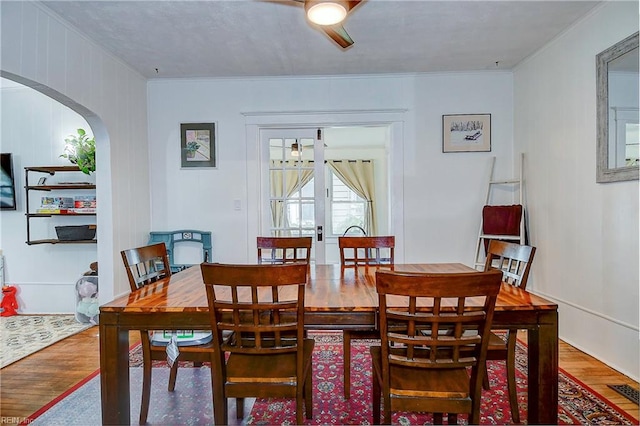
290, 0, 362, 48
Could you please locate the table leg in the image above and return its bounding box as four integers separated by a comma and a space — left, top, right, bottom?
100, 321, 131, 425
527, 310, 559, 424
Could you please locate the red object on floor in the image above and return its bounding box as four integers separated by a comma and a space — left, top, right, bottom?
1, 285, 19, 316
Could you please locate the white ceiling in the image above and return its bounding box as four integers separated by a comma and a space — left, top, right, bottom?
39, 0, 602, 79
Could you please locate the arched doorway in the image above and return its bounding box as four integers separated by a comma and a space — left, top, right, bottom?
0, 72, 113, 310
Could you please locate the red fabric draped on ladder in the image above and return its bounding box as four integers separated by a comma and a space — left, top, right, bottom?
482, 205, 522, 251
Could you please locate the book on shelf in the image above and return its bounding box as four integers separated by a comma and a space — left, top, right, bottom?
40, 196, 74, 209
35, 208, 96, 214
74, 195, 97, 209
36, 208, 73, 214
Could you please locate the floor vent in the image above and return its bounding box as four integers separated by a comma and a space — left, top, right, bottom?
608, 384, 640, 405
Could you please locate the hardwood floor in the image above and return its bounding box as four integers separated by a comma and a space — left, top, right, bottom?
1, 327, 638, 425
557, 337, 639, 420
0, 327, 103, 425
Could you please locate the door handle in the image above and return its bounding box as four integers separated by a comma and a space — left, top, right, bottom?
317, 225, 323, 242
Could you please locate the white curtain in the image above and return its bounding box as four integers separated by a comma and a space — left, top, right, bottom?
327, 160, 376, 235
270, 160, 314, 235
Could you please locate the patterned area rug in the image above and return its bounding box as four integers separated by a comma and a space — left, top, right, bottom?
25, 332, 637, 425
248, 333, 637, 425
0, 315, 92, 368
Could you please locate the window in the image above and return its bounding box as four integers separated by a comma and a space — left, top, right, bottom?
329, 171, 366, 236
273, 164, 369, 237
286, 177, 315, 236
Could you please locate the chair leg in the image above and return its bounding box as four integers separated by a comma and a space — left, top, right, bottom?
343, 330, 351, 399
210, 354, 227, 425
168, 360, 179, 391
296, 390, 304, 425
213, 392, 227, 424
447, 413, 457, 424
506, 333, 520, 423
139, 359, 152, 425
482, 360, 490, 390
382, 393, 392, 425
236, 398, 244, 419
433, 413, 443, 424
304, 362, 313, 419
372, 366, 381, 425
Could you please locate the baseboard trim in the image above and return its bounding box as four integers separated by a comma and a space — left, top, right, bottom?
534, 290, 639, 332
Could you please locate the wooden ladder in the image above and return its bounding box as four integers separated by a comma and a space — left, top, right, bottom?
473, 153, 525, 270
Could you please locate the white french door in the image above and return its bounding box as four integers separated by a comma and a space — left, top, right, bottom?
260, 128, 327, 263
247, 111, 405, 265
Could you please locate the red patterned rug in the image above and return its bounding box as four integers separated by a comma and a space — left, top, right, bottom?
128, 331, 637, 425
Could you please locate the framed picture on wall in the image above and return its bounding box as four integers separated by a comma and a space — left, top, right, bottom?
442, 113, 491, 153
1, 153, 17, 210
180, 122, 217, 168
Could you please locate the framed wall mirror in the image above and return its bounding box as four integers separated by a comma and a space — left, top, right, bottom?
596, 32, 639, 183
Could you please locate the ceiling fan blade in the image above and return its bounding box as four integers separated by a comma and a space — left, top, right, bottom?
298, 0, 361, 48
345, 1, 361, 13
300, 0, 360, 10
321, 24, 354, 48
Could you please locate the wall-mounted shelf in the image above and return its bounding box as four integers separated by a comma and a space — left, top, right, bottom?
27, 184, 96, 191
27, 239, 98, 246
25, 166, 97, 245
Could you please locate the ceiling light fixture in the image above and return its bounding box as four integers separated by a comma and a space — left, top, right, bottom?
305, 1, 347, 26
291, 141, 301, 157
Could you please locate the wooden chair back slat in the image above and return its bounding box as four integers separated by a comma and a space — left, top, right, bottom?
121, 242, 172, 291
202, 263, 308, 355
257, 237, 312, 265
339, 236, 395, 266
484, 240, 536, 289
376, 269, 502, 369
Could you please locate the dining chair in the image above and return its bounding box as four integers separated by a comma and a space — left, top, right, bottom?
483, 239, 536, 423
338, 235, 394, 266
256, 236, 312, 265
201, 262, 314, 425
338, 235, 394, 399
121, 242, 215, 425
371, 268, 503, 425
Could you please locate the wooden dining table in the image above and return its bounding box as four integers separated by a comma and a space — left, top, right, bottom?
99, 263, 558, 425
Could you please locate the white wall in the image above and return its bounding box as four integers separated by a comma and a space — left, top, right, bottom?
0, 79, 97, 312
147, 72, 514, 266
1, 1, 150, 307
514, 1, 639, 379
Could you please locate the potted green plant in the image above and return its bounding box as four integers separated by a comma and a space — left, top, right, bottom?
185, 140, 200, 159
60, 128, 96, 175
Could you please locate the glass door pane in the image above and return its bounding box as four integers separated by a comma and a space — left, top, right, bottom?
261, 129, 325, 263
